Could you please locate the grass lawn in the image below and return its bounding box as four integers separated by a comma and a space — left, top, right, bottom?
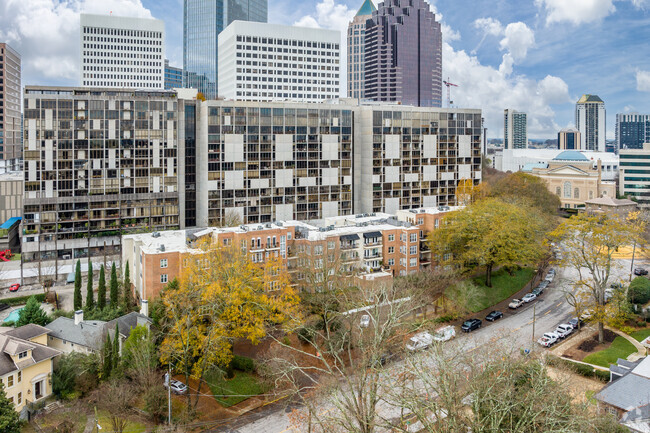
471, 267, 535, 313
630, 328, 650, 342
204, 370, 265, 408
582, 336, 637, 367
10, 253, 20, 261
97, 412, 147, 433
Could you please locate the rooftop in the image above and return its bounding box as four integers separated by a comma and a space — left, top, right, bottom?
553, 150, 590, 161
521, 162, 548, 172
596, 357, 650, 411
585, 197, 637, 207
0, 171, 23, 182
356, 0, 377, 16
578, 94, 604, 104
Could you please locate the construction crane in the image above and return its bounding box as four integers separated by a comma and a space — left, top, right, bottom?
443, 77, 459, 108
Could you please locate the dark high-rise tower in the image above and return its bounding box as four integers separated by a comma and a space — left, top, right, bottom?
364, 0, 442, 107
183, 0, 267, 99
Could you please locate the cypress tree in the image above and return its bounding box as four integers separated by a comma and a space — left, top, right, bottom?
109, 263, 119, 308
85, 261, 94, 310
112, 323, 120, 371
97, 265, 106, 310
73, 260, 82, 311
123, 262, 133, 309
102, 333, 113, 379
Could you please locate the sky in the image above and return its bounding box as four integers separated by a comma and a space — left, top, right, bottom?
1, 0, 649, 139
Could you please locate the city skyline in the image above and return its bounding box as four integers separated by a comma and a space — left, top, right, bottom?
1, 0, 650, 139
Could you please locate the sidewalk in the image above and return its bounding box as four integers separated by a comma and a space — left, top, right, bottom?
607, 326, 647, 361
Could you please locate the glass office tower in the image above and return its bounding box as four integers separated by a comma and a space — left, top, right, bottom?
183, 0, 267, 99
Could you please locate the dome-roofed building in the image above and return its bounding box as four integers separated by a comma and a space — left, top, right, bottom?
553, 150, 589, 161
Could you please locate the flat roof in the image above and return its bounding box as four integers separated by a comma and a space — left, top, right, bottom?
0, 217, 21, 230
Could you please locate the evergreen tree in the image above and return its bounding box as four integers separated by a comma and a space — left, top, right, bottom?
123, 261, 133, 310
102, 333, 113, 379
0, 383, 20, 433
110, 263, 119, 308
85, 261, 94, 310
97, 265, 106, 310
16, 296, 50, 327
112, 323, 120, 371
74, 260, 82, 311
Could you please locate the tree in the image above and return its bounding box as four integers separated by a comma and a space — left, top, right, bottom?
86, 261, 94, 310
122, 261, 133, 309
97, 265, 106, 310
551, 213, 638, 343
429, 197, 547, 287
455, 178, 484, 206
112, 323, 120, 372
53, 352, 100, 399
393, 267, 457, 319
488, 171, 561, 215
109, 263, 119, 308
96, 380, 135, 433
102, 333, 113, 379
74, 260, 82, 311
16, 296, 50, 327
0, 383, 20, 433
629, 276, 650, 304
159, 240, 300, 414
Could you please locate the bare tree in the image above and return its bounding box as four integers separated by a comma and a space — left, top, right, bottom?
95, 379, 135, 433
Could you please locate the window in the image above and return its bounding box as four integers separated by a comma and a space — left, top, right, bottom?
314, 245, 323, 255
7, 375, 13, 387
556, 186, 561, 196
574, 188, 580, 199
388, 246, 394, 254
17, 392, 21, 405
409, 246, 417, 255
18, 352, 27, 359
160, 259, 168, 268
327, 241, 335, 250
417, 218, 424, 225
17, 372, 21, 383
589, 190, 594, 199
388, 234, 394, 242
409, 234, 417, 243
410, 258, 417, 267
160, 274, 168, 283
315, 258, 323, 269
563, 182, 572, 198
387, 258, 395, 266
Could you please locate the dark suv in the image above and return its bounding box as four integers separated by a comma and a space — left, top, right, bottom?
461, 319, 482, 332
634, 268, 648, 276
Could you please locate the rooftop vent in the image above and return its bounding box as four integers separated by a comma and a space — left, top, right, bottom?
152, 232, 161, 238
159, 244, 165, 252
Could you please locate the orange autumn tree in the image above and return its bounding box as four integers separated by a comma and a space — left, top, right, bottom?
159, 238, 300, 413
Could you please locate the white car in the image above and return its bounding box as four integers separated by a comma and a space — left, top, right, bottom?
522, 293, 537, 303
545, 273, 555, 283
537, 332, 560, 347
406, 332, 434, 352
164, 373, 188, 395
360, 314, 370, 328
555, 324, 573, 338
509, 299, 524, 309
432, 325, 456, 342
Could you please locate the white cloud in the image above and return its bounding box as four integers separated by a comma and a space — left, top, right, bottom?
636, 70, 650, 92
474, 17, 504, 36
0, 0, 152, 85
537, 75, 571, 104
499, 22, 535, 62
535, 0, 616, 25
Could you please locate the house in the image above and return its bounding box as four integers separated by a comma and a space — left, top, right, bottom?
584, 196, 638, 219
45, 305, 152, 355
0, 324, 61, 417
596, 356, 650, 430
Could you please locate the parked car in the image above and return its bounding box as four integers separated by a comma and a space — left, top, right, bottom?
406, 332, 434, 352
538, 280, 550, 289
580, 310, 593, 321
509, 299, 524, 309
360, 314, 370, 328
164, 373, 188, 395
545, 273, 555, 282
538, 332, 560, 347
485, 311, 503, 322
568, 317, 583, 329
461, 319, 482, 333
522, 293, 537, 303
547, 268, 556, 275
432, 325, 456, 342
555, 324, 574, 338
604, 289, 615, 303
531, 287, 543, 297
634, 268, 648, 276
8, 284, 19, 292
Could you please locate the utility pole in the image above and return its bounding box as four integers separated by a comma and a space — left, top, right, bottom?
168, 364, 172, 425
531, 303, 537, 343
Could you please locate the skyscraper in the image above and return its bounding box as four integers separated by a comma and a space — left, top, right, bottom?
576, 94, 606, 152
80, 14, 165, 89
347, 0, 376, 99
503, 109, 527, 149
183, 0, 267, 99
616, 113, 650, 150
364, 0, 442, 107
164, 59, 183, 90
0, 43, 21, 171
557, 128, 581, 150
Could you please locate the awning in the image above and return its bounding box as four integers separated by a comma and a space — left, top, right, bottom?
340, 234, 360, 242
363, 231, 382, 239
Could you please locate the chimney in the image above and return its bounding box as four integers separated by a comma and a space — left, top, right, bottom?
74, 310, 84, 326
140, 300, 149, 317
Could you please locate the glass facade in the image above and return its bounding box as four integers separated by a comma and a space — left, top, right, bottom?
183, 0, 268, 99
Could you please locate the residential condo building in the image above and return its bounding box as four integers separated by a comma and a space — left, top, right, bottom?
218, 21, 340, 102
347, 0, 376, 99
0, 43, 22, 170
616, 113, 650, 150
619, 143, 650, 208
80, 14, 165, 89
164, 59, 183, 90
364, 0, 442, 107
183, 0, 267, 99
576, 94, 606, 152
558, 127, 580, 150
503, 109, 527, 149
22, 87, 181, 264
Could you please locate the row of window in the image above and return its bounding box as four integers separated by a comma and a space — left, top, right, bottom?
83, 27, 162, 39
235, 36, 338, 50
0, 370, 22, 388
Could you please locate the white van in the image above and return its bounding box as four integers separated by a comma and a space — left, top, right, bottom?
406, 332, 434, 352
433, 325, 456, 342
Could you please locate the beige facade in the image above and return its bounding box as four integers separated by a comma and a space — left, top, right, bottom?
531, 151, 615, 209
0, 172, 23, 223
585, 197, 637, 219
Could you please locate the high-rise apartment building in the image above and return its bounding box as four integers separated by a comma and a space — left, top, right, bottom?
218, 21, 340, 102
22, 87, 181, 264
503, 109, 527, 149
558, 128, 581, 150
80, 14, 165, 89
576, 94, 606, 152
616, 113, 650, 150
347, 0, 376, 99
0, 43, 22, 170
183, 0, 267, 99
364, 0, 442, 107
619, 143, 650, 208
164, 59, 183, 90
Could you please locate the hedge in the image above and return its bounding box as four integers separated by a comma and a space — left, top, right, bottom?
231, 355, 256, 373
0, 293, 46, 307
547, 355, 609, 382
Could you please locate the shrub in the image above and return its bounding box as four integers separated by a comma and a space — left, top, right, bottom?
594, 369, 611, 382
629, 276, 650, 304
435, 313, 459, 323
231, 355, 256, 373
1, 294, 46, 306
297, 326, 315, 343
282, 336, 292, 347
572, 362, 595, 377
